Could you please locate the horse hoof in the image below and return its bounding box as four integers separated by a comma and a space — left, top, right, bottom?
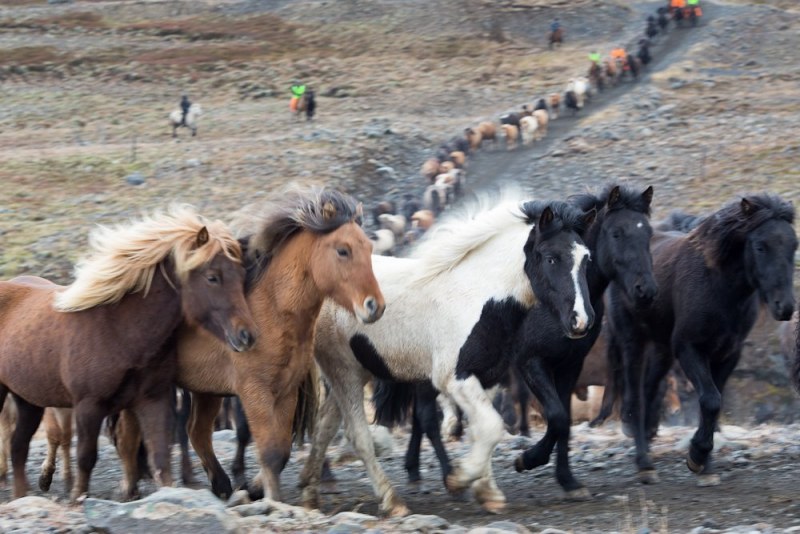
445, 472, 470, 494
300, 487, 320, 510
38, 474, 53, 492
388, 504, 410, 518
565, 487, 592, 501
480, 499, 507, 514
686, 456, 704, 474
514, 455, 526, 473
621, 422, 635, 438
697, 474, 721, 487
637, 470, 660, 484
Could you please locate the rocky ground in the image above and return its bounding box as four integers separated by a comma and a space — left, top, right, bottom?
1, 0, 800, 531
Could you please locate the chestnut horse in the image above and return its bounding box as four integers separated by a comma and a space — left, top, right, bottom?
115, 187, 385, 502
0, 206, 256, 501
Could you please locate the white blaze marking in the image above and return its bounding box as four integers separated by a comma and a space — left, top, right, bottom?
636, 222, 644, 228
570, 242, 591, 331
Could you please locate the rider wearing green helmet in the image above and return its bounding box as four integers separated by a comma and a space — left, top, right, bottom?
687, 0, 699, 5
588, 51, 602, 66
291, 82, 306, 99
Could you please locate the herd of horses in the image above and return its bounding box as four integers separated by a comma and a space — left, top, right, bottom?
3, 0, 798, 524
0, 183, 796, 520
375, 3, 694, 257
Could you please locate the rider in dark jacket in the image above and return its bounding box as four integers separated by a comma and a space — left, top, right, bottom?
180, 95, 191, 126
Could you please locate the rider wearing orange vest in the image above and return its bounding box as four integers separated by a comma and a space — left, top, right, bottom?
671, 0, 686, 8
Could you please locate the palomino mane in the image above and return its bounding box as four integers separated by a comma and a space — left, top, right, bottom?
54, 205, 241, 312
689, 194, 795, 267
230, 186, 362, 290
409, 189, 531, 286
568, 183, 651, 217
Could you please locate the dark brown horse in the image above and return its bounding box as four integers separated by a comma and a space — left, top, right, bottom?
549, 27, 564, 49
0, 207, 256, 501
115, 187, 385, 502
609, 195, 796, 485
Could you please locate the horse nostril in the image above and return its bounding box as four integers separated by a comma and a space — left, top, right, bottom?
364, 297, 377, 315
239, 328, 254, 347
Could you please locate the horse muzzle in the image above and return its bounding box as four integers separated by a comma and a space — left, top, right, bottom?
226, 326, 257, 353
356, 296, 386, 324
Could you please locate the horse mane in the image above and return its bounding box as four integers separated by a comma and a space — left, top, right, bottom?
568, 183, 651, 217
655, 210, 704, 233
519, 199, 594, 240
409, 188, 529, 286
55, 205, 241, 312
688, 194, 795, 268
230, 186, 362, 291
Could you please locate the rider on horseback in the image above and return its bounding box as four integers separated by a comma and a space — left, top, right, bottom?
550, 18, 560, 33
180, 95, 191, 127
290, 81, 306, 113
588, 50, 602, 67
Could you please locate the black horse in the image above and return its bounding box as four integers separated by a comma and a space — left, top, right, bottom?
511, 184, 657, 498
608, 194, 797, 484
646, 16, 659, 40
657, 7, 670, 32
637, 40, 652, 67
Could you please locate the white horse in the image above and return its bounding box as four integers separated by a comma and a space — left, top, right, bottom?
169, 104, 202, 138
299, 193, 596, 516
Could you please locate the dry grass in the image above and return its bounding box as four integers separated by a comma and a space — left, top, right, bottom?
1, 45, 69, 65
0, 11, 108, 30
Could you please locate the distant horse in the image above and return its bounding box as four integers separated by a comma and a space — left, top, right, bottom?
114, 187, 385, 502
549, 27, 564, 49
169, 104, 202, 137
512, 185, 657, 498
657, 7, 670, 32
0, 206, 256, 501
609, 195, 797, 485
604, 60, 619, 87
588, 62, 605, 92
299, 194, 596, 516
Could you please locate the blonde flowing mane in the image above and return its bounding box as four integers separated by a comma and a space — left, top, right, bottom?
54, 205, 242, 312
409, 189, 529, 286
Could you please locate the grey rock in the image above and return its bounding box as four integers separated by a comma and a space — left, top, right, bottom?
84, 487, 239, 534
485, 521, 531, 533
125, 172, 145, 186
186, 158, 202, 167
395, 514, 450, 532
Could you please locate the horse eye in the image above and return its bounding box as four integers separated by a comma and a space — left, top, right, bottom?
337, 247, 351, 258
207, 273, 220, 284
611, 232, 621, 239
547, 256, 557, 265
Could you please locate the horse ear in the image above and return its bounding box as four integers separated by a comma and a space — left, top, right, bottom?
195, 226, 209, 247
322, 201, 337, 220
642, 186, 654, 207
582, 208, 597, 229
538, 206, 554, 230
607, 185, 621, 209
355, 202, 364, 223
740, 198, 757, 217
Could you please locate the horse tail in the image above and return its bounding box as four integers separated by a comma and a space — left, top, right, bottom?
292, 363, 320, 447
371, 379, 414, 428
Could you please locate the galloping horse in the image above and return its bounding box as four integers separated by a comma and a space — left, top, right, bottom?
609, 195, 796, 485
512, 185, 657, 498
169, 104, 202, 137
549, 27, 564, 49
0, 206, 256, 501
115, 188, 385, 501
299, 194, 596, 516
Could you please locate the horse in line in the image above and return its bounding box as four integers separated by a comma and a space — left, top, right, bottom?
299, 192, 596, 516
169, 104, 202, 138
0, 206, 256, 501
607, 194, 796, 485
549, 27, 564, 49
113, 187, 385, 502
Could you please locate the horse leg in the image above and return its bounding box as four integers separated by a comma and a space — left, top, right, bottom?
553, 370, 590, 499
57, 409, 74, 493
676, 343, 721, 483
590, 334, 622, 427
231, 396, 251, 489
188, 393, 233, 499
0, 392, 11, 489
335, 374, 408, 516
443, 374, 506, 512
174, 388, 195, 485
70, 400, 105, 502
134, 395, 175, 490
512, 368, 532, 437
642, 345, 674, 441
617, 331, 656, 481
38, 409, 64, 492
10, 396, 44, 498
404, 396, 424, 484
417, 383, 453, 486
299, 391, 343, 509
115, 409, 144, 500
236, 384, 295, 501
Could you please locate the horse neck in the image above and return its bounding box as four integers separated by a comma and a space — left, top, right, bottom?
251, 231, 325, 335
584, 222, 612, 304
96, 264, 183, 352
